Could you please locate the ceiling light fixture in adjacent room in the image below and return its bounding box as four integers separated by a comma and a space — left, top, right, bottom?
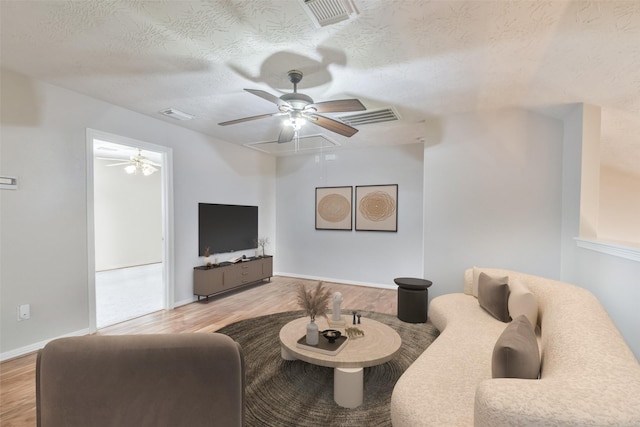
102, 149, 160, 176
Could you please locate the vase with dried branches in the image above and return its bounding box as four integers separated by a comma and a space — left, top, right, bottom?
297, 282, 331, 345
257, 237, 269, 257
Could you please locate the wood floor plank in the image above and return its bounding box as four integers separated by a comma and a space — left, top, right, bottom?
0, 276, 397, 426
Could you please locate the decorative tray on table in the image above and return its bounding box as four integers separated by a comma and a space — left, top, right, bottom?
296, 334, 348, 356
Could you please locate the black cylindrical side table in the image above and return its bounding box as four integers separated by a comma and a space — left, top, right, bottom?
394, 277, 433, 323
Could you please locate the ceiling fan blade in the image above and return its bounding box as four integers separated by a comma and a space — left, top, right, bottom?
218, 112, 283, 126
310, 99, 366, 113
95, 156, 126, 161
244, 89, 286, 107
308, 114, 359, 137
140, 159, 161, 167
104, 162, 131, 166
278, 126, 295, 143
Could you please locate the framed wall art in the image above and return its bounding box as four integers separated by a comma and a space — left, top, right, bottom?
355, 184, 398, 232
315, 186, 353, 230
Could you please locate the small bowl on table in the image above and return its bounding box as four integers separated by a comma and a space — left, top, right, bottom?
321, 329, 342, 344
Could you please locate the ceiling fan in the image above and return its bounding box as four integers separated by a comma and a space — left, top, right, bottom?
97, 149, 160, 176
219, 69, 366, 143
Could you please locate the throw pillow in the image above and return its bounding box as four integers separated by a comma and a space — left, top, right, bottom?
508, 278, 538, 328
492, 315, 540, 379
477, 272, 510, 322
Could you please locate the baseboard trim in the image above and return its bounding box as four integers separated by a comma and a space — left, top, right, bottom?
1, 328, 91, 362
174, 297, 197, 307
274, 272, 396, 290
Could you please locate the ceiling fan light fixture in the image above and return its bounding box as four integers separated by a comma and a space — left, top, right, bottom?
285, 111, 307, 130
222, 69, 363, 140
142, 164, 157, 176
124, 164, 137, 174
285, 117, 306, 130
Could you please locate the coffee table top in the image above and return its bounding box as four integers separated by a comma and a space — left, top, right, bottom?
279, 315, 402, 369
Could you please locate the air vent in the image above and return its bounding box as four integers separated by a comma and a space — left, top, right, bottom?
336, 107, 400, 126
299, 0, 359, 28
159, 108, 194, 121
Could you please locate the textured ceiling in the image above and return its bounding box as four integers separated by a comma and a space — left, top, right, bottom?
1, 0, 639, 175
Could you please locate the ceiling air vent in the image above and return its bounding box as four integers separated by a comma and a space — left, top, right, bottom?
299, 0, 359, 28
336, 107, 400, 126
159, 108, 194, 121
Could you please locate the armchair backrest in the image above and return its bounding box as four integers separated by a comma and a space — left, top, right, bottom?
36, 333, 244, 427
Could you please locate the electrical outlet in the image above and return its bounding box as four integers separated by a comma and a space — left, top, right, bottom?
17, 304, 30, 321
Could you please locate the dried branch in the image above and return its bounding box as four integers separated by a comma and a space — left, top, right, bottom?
296, 282, 331, 322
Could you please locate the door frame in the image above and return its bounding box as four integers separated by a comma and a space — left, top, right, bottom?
86, 128, 175, 332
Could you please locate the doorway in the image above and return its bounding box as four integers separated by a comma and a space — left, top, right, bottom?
86, 129, 174, 331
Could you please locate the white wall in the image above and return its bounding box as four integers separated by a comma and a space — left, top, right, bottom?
0, 68, 276, 358
2, 67, 638, 362
564, 245, 640, 361
276, 144, 424, 287
420, 105, 639, 360
599, 166, 640, 246
94, 158, 162, 271
578, 104, 602, 239
560, 105, 584, 280
560, 104, 640, 360
423, 109, 564, 299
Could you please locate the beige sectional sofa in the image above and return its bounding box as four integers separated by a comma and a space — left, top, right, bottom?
391, 267, 640, 426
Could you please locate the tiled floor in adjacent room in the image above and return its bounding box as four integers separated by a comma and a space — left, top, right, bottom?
96, 263, 164, 328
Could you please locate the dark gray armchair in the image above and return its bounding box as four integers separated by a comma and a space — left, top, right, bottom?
36, 333, 244, 427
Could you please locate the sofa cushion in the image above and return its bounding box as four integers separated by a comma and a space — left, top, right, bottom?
478, 272, 510, 322
492, 315, 540, 379
508, 278, 538, 328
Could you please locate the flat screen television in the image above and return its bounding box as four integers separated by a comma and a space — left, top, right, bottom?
198, 203, 258, 255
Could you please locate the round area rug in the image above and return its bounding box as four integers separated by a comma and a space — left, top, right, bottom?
216, 310, 439, 427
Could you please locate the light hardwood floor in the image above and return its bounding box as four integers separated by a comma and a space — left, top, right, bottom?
0, 276, 397, 427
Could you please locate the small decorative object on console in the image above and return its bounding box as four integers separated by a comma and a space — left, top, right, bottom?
203, 247, 212, 268
256, 236, 269, 257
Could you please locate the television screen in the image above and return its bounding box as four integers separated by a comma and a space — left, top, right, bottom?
198, 203, 258, 255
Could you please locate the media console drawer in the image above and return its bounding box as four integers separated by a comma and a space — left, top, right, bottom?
194, 256, 272, 301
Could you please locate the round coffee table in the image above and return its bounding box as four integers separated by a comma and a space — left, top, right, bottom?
279, 315, 401, 408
